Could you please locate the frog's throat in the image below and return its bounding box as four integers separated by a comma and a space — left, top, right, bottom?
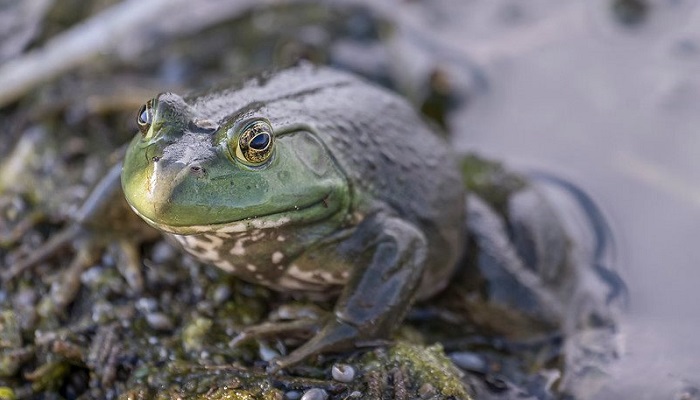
127, 195, 331, 236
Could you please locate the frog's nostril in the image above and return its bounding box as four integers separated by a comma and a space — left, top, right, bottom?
190, 165, 206, 177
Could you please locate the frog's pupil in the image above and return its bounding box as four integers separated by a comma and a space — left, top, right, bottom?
250, 133, 270, 150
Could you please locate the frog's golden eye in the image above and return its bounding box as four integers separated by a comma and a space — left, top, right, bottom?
234, 120, 274, 165
136, 100, 154, 135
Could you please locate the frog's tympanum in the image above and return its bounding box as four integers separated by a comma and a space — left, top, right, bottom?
121, 64, 618, 370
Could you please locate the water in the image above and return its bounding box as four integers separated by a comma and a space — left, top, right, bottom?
418, 0, 700, 396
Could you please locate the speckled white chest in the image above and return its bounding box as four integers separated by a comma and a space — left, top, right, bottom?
170, 226, 349, 292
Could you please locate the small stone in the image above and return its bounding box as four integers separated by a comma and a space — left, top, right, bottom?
212, 284, 232, 305
91, 302, 115, 324
419, 383, 436, 399
331, 363, 356, 382
258, 341, 280, 362
300, 388, 328, 400
284, 391, 302, 400
135, 297, 158, 313
145, 312, 174, 331
449, 351, 488, 373
484, 374, 509, 393
151, 241, 176, 264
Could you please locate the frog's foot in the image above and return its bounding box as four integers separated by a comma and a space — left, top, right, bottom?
230, 310, 372, 373
229, 318, 321, 349
268, 318, 360, 373
230, 303, 330, 349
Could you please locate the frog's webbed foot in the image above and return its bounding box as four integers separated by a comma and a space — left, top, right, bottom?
269, 319, 360, 373
229, 317, 322, 349
230, 313, 376, 373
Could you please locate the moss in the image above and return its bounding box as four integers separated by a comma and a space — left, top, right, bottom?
182, 317, 214, 353
0, 387, 16, 400
361, 342, 472, 400
0, 311, 22, 378
191, 386, 284, 400
27, 361, 71, 393
390, 343, 470, 399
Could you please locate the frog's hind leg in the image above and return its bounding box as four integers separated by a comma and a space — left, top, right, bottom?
271, 213, 428, 371
525, 172, 626, 398
527, 171, 627, 306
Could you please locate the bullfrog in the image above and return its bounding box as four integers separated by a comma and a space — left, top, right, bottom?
121, 63, 466, 369
121, 63, 623, 373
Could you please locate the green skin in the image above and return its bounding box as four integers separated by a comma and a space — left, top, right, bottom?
122, 64, 466, 369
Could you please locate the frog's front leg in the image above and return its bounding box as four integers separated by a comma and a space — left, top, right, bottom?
272, 212, 428, 370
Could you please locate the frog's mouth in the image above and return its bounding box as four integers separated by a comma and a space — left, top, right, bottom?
127, 193, 334, 236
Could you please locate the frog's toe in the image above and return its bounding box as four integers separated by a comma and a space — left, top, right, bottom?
270, 319, 359, 371
229, 318, 321, 348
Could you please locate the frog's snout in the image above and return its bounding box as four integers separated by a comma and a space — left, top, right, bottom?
147, 158, 202, 213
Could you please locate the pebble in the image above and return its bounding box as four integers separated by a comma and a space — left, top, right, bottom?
449, 351, 488, 373
258, 341, 280, 362
90, 302, 115, 324
284, 391, 302, 400
135, 297, 158, 313
331, 363, 356, 382
300, 388, 328, 400
145, 312, 174, 331
419, 383, 436, 399
212, 284, 232, 305
151, 241, 176, 264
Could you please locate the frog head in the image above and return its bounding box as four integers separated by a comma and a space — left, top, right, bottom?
121, 92, 348, 235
